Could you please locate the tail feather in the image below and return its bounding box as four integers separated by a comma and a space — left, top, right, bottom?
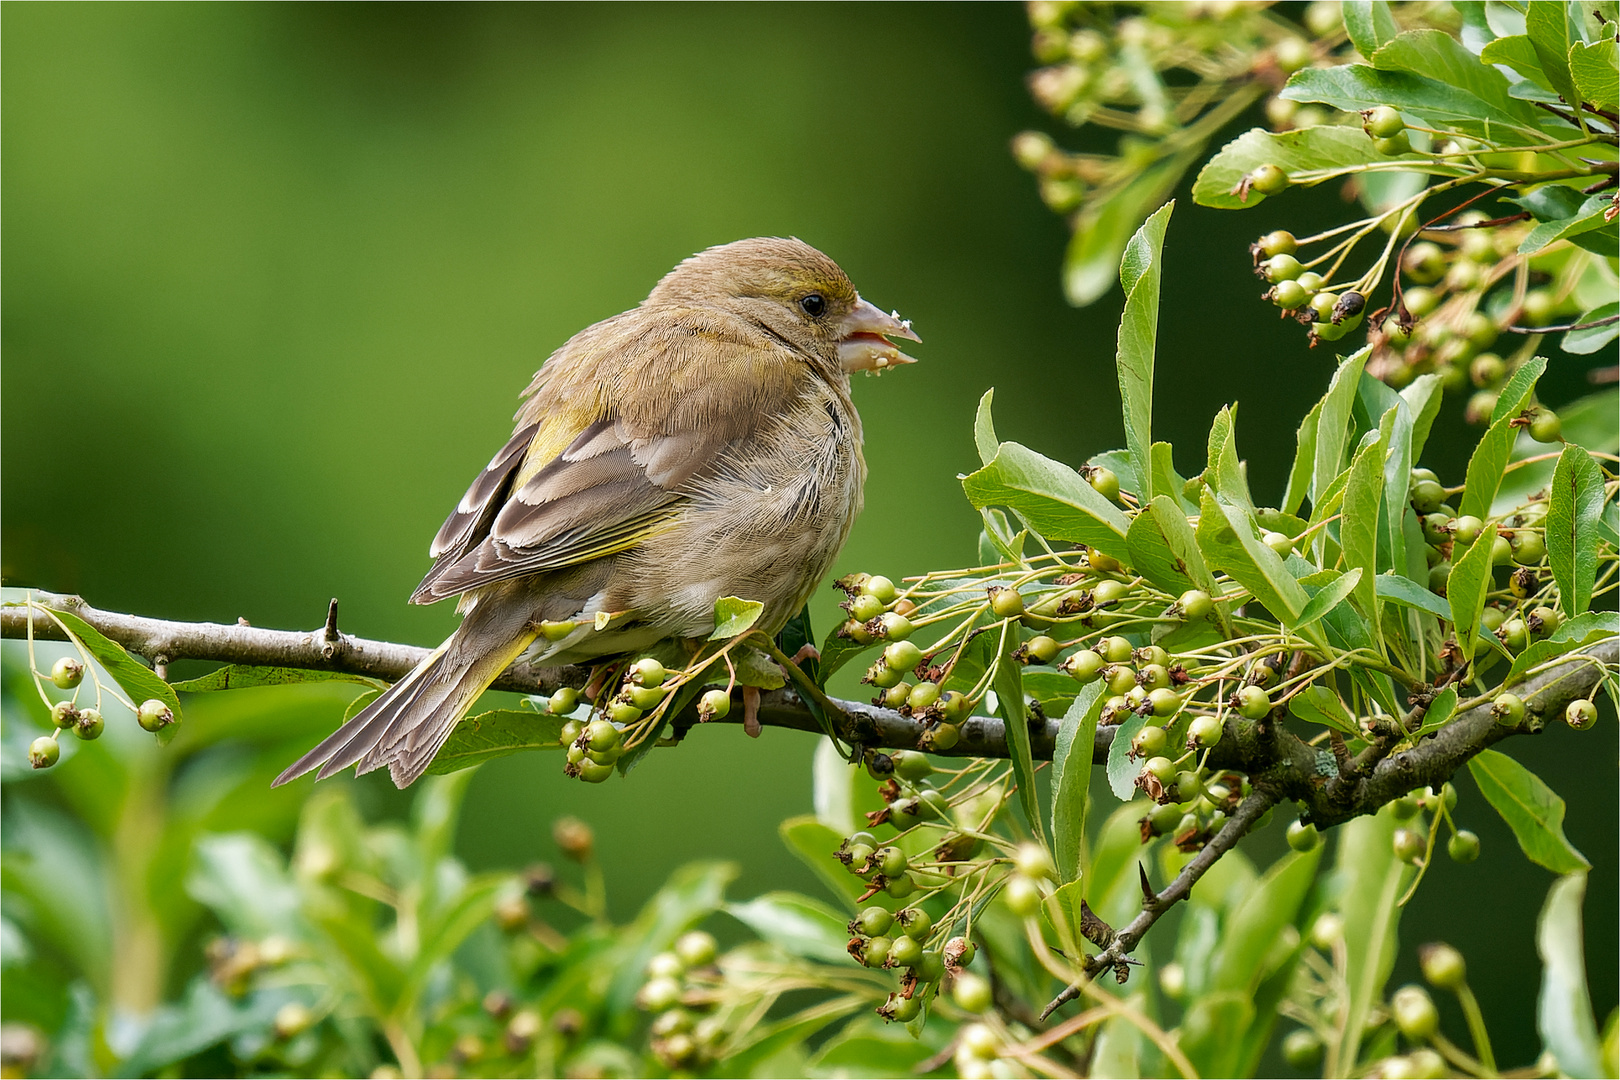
273, 624, 538, 789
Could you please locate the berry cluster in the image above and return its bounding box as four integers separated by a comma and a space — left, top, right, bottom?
633, 931, 726, 1070
25, 648, 175, 771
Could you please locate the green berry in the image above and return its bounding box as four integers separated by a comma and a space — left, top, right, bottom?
74, 708, 104, 740
1392, 985, 1439, 1041
1528, 606, 1561, 637
923, 722, 961, 751
50, 701, 78, 729
884, 873, 916, 899
890, 750, 933, 781
698, 689, 731, 720
1063, 649, 1104, 682
1374, 132, 1412, 155
1105, 664, 1138, 696
941, 691, 971, 722
1014, 842, 1056, 881
1188, 714, 1222, 747
607, 701, 641, 725
1421, 513, 1454, 546
1512, 529, 1546, 565
1499, 618, 1529, 651
630, 658, 667, 688
1428, 561, 1451, 593
576, 759, 614, 783
136, 699, 174, 733
548, 687, 580, 715
1148, 688, 1182, 719
1296, 271, 1324, 293
884, 640, 924, 674
1451, 515, 1483, 546
1172, 770, 1202, 805
585, 719, 621, 752
897, 907, 933, 939
627, 683, 666, 710
1024, 635, 1060, 664
1271, 279, 1306, 309
1263, 253, 1303, 282
876, 846, 909, 878
1145, 756, 1176, 783
863, 575, 898, 603
862, 935, 893, 968
638, 975, 682, 1012
907, 681, 941, 712
50, 657, 85, 690
849, 593, 885, 622
1100, 636, 1133, 663
1137, 663, 1171, 691
1409, 479, 1446, 514
887, 992, 921, 1022
1088, 467, 1121, 502
866, 661, 903, 688
1282, 1030, 1322, 1069
29, 736, 59, 769
1420, 943, 1466, 990
989, 587, 1025, 618
1133, 724, 1169, 756
1003, 874, 1042, 917
844, 842, 874, 871
1365, 105, 1404, 138
675, 930, 718, 968
1565, 698, 1598, 730
1258, 230, 1297, 256
1447, 830, 1481, 863
1529, 409, 1562, 443
856, 906, 894, 937
952, 971, 992, 1013
1177, 589, 1214, 621
882, 682, 912, 709
1491, 693, 1525, 726
878, 612, 913, 640
1309, 290, 1338, 322
1287, 820, 1320, 852
1091, 579, 1129, 606
1251, 163, 1290, 195
1237, 685, 1271, 720
1393, 827, 1425, 863
1403, 243, 1446, 285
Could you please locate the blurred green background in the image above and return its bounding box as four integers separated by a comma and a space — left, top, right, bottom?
3, 2, 1612, 1067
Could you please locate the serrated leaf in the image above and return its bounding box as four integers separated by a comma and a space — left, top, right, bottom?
1343, 411, 1392, 626
994, 623, 1044, 845
1569, 38, 1619, 110
426, 709, 565, 774
1051, 682, 1104, 884
1410, 686, 1459, 739
1282, 61, 1540, 139
48, 606, 182, 732
974, 388, 998, 466
1469, 749, 1590, 874
1519, 194, 1615, 254
1295, 567, 1363, 631
1401, 372, 1445, 463
1462, 356, 1546, 519
1107, 711, 1150, 801
726, 892, 851, 964
962, 441, 1132, 562
1193, 126, 1419, 211
1547, 445, 1606, 618
1537, 873, 1605, 1079
1375, 572, 1453, 619
1195, 487, 1310, 625
711, 596, 765, 640
1117, 202, 1173, 505
1562, 302, 1619, 354
1504, 610, 1620, 686
1344, 0, 1400, 56
1449, 522, 1500, 662
1524, 0, 1583, 108
1282, 399, 1322, 517
1481, 34, 1556, 90
169, 665, 386, 693
1289, 684, 1360, 734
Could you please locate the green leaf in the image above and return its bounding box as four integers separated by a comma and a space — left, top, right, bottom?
726, 892, 851, 963
1569, 38, 1619, 110
1481, 34, 1556, 90
1520, 194, 1616, 254
1342, 411, 1392, 626
185, 833, 303, 938
1195, 487, 1310, 625
1051, 683, 1104, 884
1344, 0, 1401, 56
1461, 355, 1546, 519
1547, 445, 1606, 618
120, 979, 291, 1079
168, 665, 386, 693
995, 623, 1044, 845
609, 861, 737, 1017
962, 441, 1132, 562
1314, 348, 1370, 514
1375, 572, 1453, 620
1374, 28, 1549, 127
1116, 202, 1173, 504
1469, 749, 1590, 874
1282, 400, 1322, 517
1151, 441, 1195, 512
1289, 684, 1360, 734
424, 709, 564, 775
1194, 125, 1428, 212
1107, 711, 1150, 801
1334, 809, 1412, 1076
1449, 522, 1500, 662
1126, 509, 1194, 595
1504, 610, 1619, 686
1410, 686, 1460, 739
779, 816, 866, 912
1525, 0, 1583, 108
1283, 60, 1539, 139
974, 388, 998, 466
1294, 567, 1363, 632
48, 606, 183, 732
1401, 372, 1445, 465
711, 596, 765, 640
1537, 873, 1605, 1079
1205, 404, 1254, 511
1562, 302, 1619, 354
817, 625, 874, 686
1064, 151, 1193, 305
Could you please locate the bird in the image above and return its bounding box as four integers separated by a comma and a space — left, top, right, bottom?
275, 237, 919, 789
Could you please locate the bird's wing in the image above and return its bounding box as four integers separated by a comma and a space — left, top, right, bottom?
411, 306, 808, 603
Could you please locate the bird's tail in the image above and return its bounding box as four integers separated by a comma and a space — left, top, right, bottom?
274, 606, 537, 789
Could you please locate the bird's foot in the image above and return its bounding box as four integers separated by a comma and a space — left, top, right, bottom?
785, 643, 820, 668
743, 685, 762, 738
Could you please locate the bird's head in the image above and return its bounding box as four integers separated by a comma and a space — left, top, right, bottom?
646, 237, 920, 376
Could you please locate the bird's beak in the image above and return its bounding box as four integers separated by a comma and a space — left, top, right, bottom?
837, 296, 921, 373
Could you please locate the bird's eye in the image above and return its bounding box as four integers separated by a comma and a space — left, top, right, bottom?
799, 294, 826, 317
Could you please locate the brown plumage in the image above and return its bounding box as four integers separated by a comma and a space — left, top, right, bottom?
275, 237, 918, 788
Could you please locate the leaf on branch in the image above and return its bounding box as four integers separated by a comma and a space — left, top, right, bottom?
1523, 0, 1583, 109
1289, 684, 1360, 735
1107, 711, 1149, 801
726, 892, 851, 964
1282, 400, 1322, 518
1469, 749, 1590, 875
1479, 34, 1552, 91
1409, 686, 1459, 739
994, 623, 1045, 846
1193, 126, 1416, 211
1568, 39, 1619, 112
1051, 682, 1104, 884
48, 607, 183, 734
973, 388, 998, 467
169, 666, 387, 693
711, 596, 765, 640
1536, 873, 1605, 1079
1116, 202, 1173, 504
961, 441, 1132, 563
1374, 572, 1451, 620
1561, 302, 1619, 355
1282, 52, 1539, 139
1461, 356, 1546, 519
425, 709, 565, 775
1519, 193, 1616, 255
1547, 445, 1606, 619
1503, 610, 1620, 687
1342, 409, 1393, 627
1194, 487, 1310, 627
1343, 0, 1400, 57
1447, 521, 1499, 663
1313, 348, 1370, 525
1294, 567, 1363, 632
1064, 151, 1193, 306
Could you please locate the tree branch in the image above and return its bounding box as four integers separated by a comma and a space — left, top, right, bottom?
4, 592, 1611, 836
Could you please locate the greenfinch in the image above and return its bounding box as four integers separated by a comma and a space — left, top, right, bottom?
276, 237, 918, 788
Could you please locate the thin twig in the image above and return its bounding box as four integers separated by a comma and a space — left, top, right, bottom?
1500, 313, 1619, 335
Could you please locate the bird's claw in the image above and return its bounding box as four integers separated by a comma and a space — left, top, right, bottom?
743, 685, 762, 738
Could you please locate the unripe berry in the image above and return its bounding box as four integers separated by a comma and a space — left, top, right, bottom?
866, 661, 903, 688
1025, 635, 1060, 664
1258, 230, 1297, 256
585, 719, 621, 752
863, 575, 898, 603
1144, 756, 1176, 783
1263, 254, 1303, 282
890, 750, 933, 781
923, 722, 961, 751
50, 657, 85, 690
849, 593, 885, 622
1237, 685, 1271, 720
1090, 549, 1123, 574
1491, 535, 1514, 567
1282, 1029, 1322, 1069
941, 691, 971, 722
1091, 579, 1129, 606
1419, 943, 1466, 990
627, 684, 666, 710
1177, 589, 1214, 621
1296, 271, 1324, 292
884, 873, 916, 899
1172, 770, 1202, 805
576, 760, 613, 783
1100, 636, 1133, 663
1088, 467, 1120, 503
1447, 830, 1481, 863
1392, 985, 1439, 1041
855, 906, 893, 937
273, 1002, 316, 1040
1311, 912, 1344, 950
50, 701, 78, 729
1409, 479, 1446, 514
1250, 163, 1290, 195
539, 619, 578, 641
876, 846, 909, 878
883, 683, 913, 710
1133, 724, 1169, 756
1565, 698, 1598, 730
698, 689, 731, 720
1529, 409, 1562, 443
1287, 820, 1320, 852
878, 612, 913, 640
988, 587, 1025, 619
862, 935, 893, 968
1521, 288, 1556, 325
1137, 663, 1171, 691
1310, 291, 1339, 322
1374, 132, 1412, 155
675, 930, 718, 968
630, 658, 667, 688
1402, 243, 1446, 285
1014, 841, 1056, 881
1275, 36, 1313, 72
1105, 664, 1138, 696
1491, 692, 1525, 726
1365, 105, 1404, 138
1451, 515, 1483, 546
137, 699, 174, 732
1003, 873, 1042, 916
29, 736, 59, 769
1188, 714, 1222, 747
1393, 827, 1425, 863
907, 681, 941, 713
897, 907, 933, 940
607, 701, 642, 725
887, 992, 921, 1023
1064, 649, 1104, 682
74, 708, 104, 740
548, 687, 580, 715
638, 976, 683, 1013
953, 971, 993, 1013
884, 640, 923, 674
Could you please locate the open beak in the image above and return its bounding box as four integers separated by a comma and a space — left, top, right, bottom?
837, 296, 921, 373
